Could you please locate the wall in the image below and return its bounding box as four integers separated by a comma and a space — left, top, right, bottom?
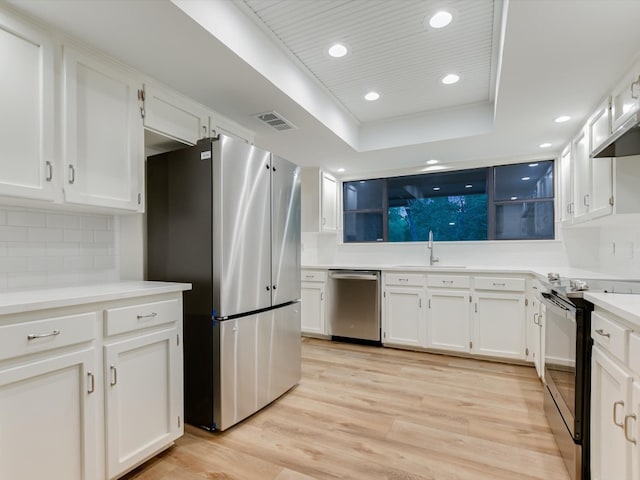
0, 206, 118, 290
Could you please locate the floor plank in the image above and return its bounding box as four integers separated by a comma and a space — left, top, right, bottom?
122, 338, 570, 480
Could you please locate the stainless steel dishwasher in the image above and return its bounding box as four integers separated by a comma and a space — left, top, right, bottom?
328, 270, 381, 343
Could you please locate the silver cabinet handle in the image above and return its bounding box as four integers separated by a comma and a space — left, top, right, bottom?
305, 274, 314, 279
533, 313, 539, 325
68, 164, 75, 184
110, 365, 118, 386
419, 298, 422, 308
584, 194, 590, 207
595, 329, 611, 338
27, 329, 60, 340
631, 76, 640, 99
87, 372, 95, 394
45, 161, 53, 182
442, 280, 454, 284
613, 400, 625, 427
136, 312, 158, 320
399, 278, 409, 282
624, 414, 637, 444
492, 282, 506, 287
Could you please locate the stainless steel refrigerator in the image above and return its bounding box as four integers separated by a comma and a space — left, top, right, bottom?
146, 134, 301, 431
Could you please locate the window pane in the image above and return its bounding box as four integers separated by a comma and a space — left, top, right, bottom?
343, 212, 383, 242
494, 161, 554, 201
495, 200, 554, 239
343, 179, 384, 211
389, 194, 488, 242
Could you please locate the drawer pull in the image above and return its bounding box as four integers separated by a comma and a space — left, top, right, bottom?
399, 278, 409, 282
110, 365, 118, 386
595, 329, 611, 338
305, 274, 314, 279
27, 330, 60, 340
613, 400, 625, 427
442, 280, 454, 284
492, 282, 506, 287
136, 312, 158, 320
624, 414, 637, 444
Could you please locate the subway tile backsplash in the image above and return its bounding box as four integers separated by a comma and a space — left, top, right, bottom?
0, 207, 118, 290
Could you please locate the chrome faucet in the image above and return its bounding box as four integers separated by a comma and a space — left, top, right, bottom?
428, 230, 439, 266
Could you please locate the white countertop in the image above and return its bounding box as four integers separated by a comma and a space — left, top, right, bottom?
585, 292, 640, 327
0, 281, 192, 316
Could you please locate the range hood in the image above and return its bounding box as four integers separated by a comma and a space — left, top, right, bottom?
593, 111, 640, 158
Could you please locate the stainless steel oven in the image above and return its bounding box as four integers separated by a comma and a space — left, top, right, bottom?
541, 285, 593, 480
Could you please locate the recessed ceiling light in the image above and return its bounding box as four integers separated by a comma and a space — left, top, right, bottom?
328, 43, 348, 58
465, 184, 472, 188
521, 177, 531, 181
441, 74, 460, 85
337, 168, 345, 172
554, 115, 571, 123
528, 163, 539, 167
365, 91, 380, 101
426, 159, 439, 165
429, 10, 453, 29
433, 187, 441, 191
539, 143, 552, 148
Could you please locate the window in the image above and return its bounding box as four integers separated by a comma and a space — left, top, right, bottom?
343, 160, 554, 243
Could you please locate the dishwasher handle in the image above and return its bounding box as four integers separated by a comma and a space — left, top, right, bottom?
329, 271, 379, 280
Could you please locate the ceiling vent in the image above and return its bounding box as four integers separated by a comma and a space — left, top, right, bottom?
253, 111, 297, 131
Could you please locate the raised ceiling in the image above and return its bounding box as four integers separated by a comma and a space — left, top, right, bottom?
239, 0, 499, 123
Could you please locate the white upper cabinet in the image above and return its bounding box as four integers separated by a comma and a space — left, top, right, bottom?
611, 61, 640, 132
62, 46, 143, 211
0, 12, 57, 201
559, 145, 573, 224
141, 83, 209, 146
301, 167, 338, 233
571, 126, 591, 223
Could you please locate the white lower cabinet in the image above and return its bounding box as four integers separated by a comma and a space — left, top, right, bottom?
0, 348, 97, 480
301, 269, 327, 336
632, 381, 640, 480
472, 292, 527, 360
104, 327, 182, 479
0, 288, 186, 480
427, 289, 471, 352
383, 287, 425, 347
382, 272, 426, 347
591, 345, 633, 480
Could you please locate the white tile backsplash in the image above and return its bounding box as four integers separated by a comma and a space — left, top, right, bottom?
0, 206, 118, 290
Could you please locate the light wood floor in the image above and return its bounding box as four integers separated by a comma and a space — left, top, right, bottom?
122, 338, 570, 480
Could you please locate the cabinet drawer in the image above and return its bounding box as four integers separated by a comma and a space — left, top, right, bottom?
427, 275, 470, 289
591, 311, 628, 363
629, 332, 640, 377
385, 273, 425, 287
0, 312, 97, 361
474, 276, 525, 292
105, 299, 179, 336
302, 270, 327, 283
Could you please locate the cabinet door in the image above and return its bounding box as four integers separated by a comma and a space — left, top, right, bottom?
612, 67, 640, 132
591, 346, 633, 480
142, 83, 209, 145
589, 157, 613, 220
321, 171, 337, 231
383, 287, 425, 347
0, 12, 56, 201
426, 290, 470, 353
559, 145, 573, 224
572, 127, 590, 222
0, 348, 97, 480
63, 46, 142, 211
473, 293, 526, 360
104, 328, 181, 479
632, 382, 640, 480
301, 283, 326, 335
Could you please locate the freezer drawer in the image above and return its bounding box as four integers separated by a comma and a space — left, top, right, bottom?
329, 270, 381, 342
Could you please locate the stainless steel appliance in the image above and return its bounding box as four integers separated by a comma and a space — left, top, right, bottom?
147, 134, 301, 431
541, 274, 640, 480
328, 270, 381, 343
593, 110, 640, 158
